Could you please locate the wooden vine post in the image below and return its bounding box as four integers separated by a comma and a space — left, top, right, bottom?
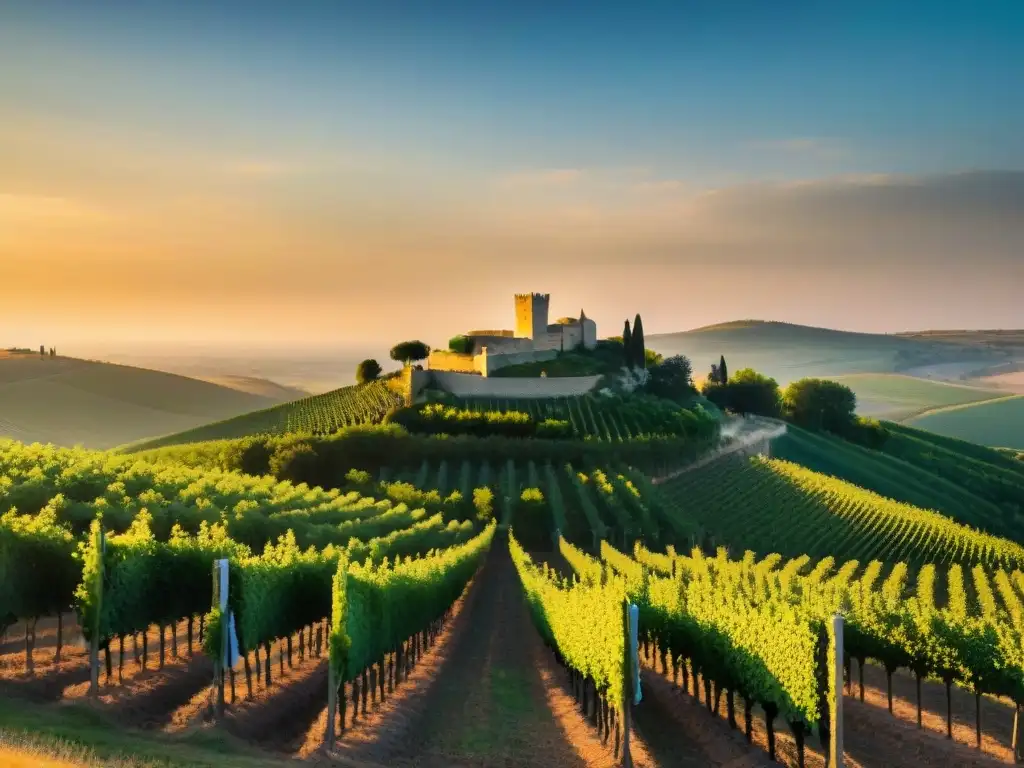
831, 614, 844, 768
87, 524, 105, 697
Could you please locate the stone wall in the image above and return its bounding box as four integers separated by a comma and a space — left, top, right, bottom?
427, 370, 602, 398
481, 347, 557, 375
427, 350, 480, 374
469, 335, 533, 354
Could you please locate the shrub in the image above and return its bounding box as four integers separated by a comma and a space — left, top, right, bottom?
473, 487, 495, 522
448, 335, 474, 354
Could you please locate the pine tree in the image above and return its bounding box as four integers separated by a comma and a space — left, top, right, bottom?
622, 320, 633, 366
632, 314, 646, 368
719, 355, 728, 384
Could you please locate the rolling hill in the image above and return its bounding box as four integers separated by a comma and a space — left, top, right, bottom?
829, 372, 1006, 421
121, 377, 404, 451
906, 394, 1024, 449
0, 352, 293, 449
647, 320, 1011, 386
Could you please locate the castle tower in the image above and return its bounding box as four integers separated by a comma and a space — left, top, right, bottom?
514, 292, 550, 340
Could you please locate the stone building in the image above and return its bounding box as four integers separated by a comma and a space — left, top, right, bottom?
427, 292, 598, 376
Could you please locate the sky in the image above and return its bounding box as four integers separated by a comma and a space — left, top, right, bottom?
2, 0, 1023, 354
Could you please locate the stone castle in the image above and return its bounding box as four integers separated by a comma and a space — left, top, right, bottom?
427, 292, 597, 377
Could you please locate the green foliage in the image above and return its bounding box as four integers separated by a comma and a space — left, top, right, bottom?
131, 423, 713, 492
631, 314, 646, 368
510, 531, 627, 706
703, 368, 783, 417
0, 503, 79, 630
771, 424, 1014, 542
472, 486, 495, 522
448, 335, 474, 354
784, 378, 857, 433
389, 340, 431, 366
330, 521, 495, 682
355, 359, 383, 384
658, 452, 1024, 572
621, 321, 632, 366
387, 403, 535, 438
124, 379, 403, 451
646, 355, 694, 401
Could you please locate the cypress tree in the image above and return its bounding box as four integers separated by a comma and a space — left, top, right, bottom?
719, 355, 728, 384
622, 320, 633, 366
632, 314, 646, 368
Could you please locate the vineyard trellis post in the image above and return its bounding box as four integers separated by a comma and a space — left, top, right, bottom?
87, 525, 105, 697
831, 613, 844, 768
621, 600, 640, 768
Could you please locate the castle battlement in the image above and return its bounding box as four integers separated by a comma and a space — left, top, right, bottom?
430, 292, 597, 376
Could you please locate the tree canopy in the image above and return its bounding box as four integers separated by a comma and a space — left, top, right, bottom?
783, 378, 857, 433
646, 354, 694, 401
631, 314, 646, 368
390, 340, 431, 366
355, 359, 383, 384
703, 367, 782, 417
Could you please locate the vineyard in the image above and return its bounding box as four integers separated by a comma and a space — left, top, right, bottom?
448, 393, 717, 442
5, 404, 1024, 767
657, 452, 1024, 573
125, 379, 404, 451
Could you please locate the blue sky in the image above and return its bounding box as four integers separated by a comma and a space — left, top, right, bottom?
1, 1, 1022, 347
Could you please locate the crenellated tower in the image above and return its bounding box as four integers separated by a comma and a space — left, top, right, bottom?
514, 292, 550, 340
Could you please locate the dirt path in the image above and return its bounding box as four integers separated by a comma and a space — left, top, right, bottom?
367, 540, 596, 766
314, 539, 665, 768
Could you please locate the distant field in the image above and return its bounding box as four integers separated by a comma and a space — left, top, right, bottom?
906, 395, 1024, 449
0, 354, 286, 449
648, 320, 1006, 386
970, 370, 1024, 393
830, 373, 1005, 420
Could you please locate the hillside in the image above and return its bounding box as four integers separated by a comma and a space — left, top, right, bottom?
771, 422, 1023, 543
122, 378, 404, 451
647, 320, 1009, 386
829, 372, 1006, 421
0, 352, 289, 450
906, 394, 1024, 449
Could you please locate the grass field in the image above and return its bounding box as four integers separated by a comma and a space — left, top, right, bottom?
0, 355, 286, 450
906, 395, 1024, 449
830, 373, 1005, 421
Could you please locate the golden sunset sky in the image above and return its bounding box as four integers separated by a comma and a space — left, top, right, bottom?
2, 2, 1022, 352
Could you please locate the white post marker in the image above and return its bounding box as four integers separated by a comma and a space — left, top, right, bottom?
629, 603, 641, 705
215, 559, 241, 670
